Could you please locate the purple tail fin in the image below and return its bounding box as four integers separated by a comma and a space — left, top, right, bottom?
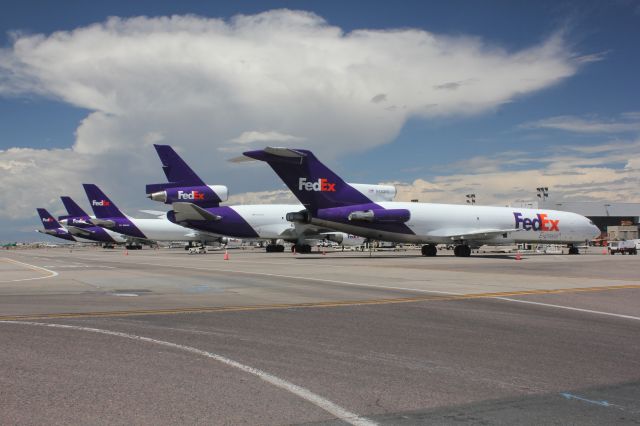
242, 148, 372, 211
37, 208, 63, 230
146, 144, 205, 193
61, 196, 89, 218
82, 184, 126, 218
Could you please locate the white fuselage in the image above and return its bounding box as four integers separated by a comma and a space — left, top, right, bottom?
128, 217, 219, 242
311, 203, 600, 245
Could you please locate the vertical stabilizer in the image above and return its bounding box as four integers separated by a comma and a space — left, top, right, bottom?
241, 148, 373, 211
37, 208, 63, 230
61, 196, 89, 218
82, 184, 126, 218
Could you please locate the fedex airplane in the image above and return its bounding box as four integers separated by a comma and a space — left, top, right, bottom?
241, 148, 601, 257
57, 196, 127, 246
82, 184, 220, 246
35, 208, 89, 243
146, 144, 386, 252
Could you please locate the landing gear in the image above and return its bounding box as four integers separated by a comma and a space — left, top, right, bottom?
421, 244, 437, 257
125, 243, 142, 250
454, 245, 471, 257
568, 245, 580, 255
291, 244, 312, 254
265, 244, 285, 253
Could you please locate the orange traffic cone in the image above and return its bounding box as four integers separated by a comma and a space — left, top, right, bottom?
515, 251, 521, 261
223, 250, 229, 260
602, 247, 608, 255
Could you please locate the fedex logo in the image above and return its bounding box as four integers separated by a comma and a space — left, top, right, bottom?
514, 212, 560, 232
42, 217, 53, 223
177, 190, 205, 200
92, 199, 110, 207
298, 178, 336, 192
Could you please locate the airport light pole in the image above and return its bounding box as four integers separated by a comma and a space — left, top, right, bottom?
536, 187, 549, 207
465, 194, 476, 205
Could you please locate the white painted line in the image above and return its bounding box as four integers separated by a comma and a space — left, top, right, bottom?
495, 297, 640, 321
0, 258, 59, 283
0, 321, 377, 426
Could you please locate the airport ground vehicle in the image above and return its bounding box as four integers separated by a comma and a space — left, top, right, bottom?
608, 240, 639, 255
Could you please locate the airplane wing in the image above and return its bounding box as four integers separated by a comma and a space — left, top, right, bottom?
173, 202, 222, 222
428, 228, 520, 241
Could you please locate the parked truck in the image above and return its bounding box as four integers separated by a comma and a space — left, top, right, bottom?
608, 240, 639, 255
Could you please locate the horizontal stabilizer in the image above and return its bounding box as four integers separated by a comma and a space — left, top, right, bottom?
139, 209, 168, 218
173, 202, 222, 222
89, 218, 116, 228
66, 226, 95, 236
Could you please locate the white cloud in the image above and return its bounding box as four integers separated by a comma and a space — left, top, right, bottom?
523, 112, 640, 134
390, 138, 640, 205
0, 10, 587, 230
228, 130, 305, 145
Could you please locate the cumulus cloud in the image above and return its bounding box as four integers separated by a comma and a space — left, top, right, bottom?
0, 10, 586, 229
390, 138, 640, 205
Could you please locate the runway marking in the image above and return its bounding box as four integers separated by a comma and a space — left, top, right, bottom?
495, 297, 640, 321
561, 393, 611, 407
0, 258, 59, 283
0, 284, 638, 321
0, 321, 377, 426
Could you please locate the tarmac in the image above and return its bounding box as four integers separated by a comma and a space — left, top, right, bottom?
1, 246, 639, 425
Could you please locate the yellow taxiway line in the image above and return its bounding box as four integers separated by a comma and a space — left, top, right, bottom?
0, 284, 638, 321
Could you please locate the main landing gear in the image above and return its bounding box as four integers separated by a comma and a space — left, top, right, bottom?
291, 244, 312, 254
421, 244, 437, 257
568, 245, 580, 255
265, 244, 285, 253
453, 245, 471, 257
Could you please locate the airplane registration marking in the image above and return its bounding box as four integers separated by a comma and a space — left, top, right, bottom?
0, 258, 59, 283
0, 284, 638, 321
0, 321, 377, 426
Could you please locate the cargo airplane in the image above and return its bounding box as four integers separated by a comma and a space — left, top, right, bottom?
58, 196, 127, 247
36, 208, 90, 243
241, 148, 601, 257
82, 184, 220, 247
146, 144, 385, 252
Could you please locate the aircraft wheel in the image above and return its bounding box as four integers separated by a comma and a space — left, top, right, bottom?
454, 245, 471, 257
421, 244, 437, 257
276, 244, 285, 252
568, 246, 579, 255
296, 244, 312, 254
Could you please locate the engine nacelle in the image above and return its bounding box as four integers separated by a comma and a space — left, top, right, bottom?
317, 207, 410, 224
148, 185, 228, 205
348, 209, 410, 223
324, 233, 344, 244
286, 210, 312, 223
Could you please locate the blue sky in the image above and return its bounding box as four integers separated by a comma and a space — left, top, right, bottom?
1, 0, 639, 241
